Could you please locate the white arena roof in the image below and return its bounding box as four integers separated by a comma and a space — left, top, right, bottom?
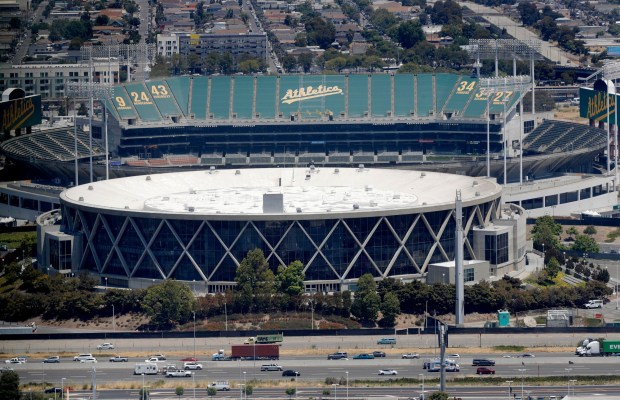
60, 167, 501, 218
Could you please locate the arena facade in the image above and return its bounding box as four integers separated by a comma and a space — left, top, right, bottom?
37, 167, 526, 291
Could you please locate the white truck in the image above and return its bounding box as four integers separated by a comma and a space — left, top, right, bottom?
166, 369, 192, 378
575, 338, 620, 356
134, 363, 159, 375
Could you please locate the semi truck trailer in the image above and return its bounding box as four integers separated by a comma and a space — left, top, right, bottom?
575, 338, 620, 356
231, 344, 280, 360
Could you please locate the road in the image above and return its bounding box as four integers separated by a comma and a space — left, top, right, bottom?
460, 1, 574, 66
11, 0, 48, 64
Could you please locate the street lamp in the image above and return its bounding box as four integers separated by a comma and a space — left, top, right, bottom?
505, 380, 513, 400
419, 374, 425, 400
192, 311, 196, 359
570, 379, 577, 396
239, 384, 245, 400
565, 368, 572, 397
104, 277, 108, 290
61, 378, 66, 399
192, 371, 196, 399
243, 371, 247, 400
518, 369, 526, 400
111, 304, 115, 332
332, 383, 339, 400
346, 371, 349, 400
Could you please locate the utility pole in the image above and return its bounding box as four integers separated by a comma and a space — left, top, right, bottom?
455, 191, 464, 326
439, 323, 447, 392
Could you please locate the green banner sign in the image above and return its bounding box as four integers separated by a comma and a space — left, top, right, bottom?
0, 95, 42, 131
580, 87, 617, 124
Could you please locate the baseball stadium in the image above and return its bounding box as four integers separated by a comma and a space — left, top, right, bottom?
37, 167, 526, 291
0, 73, 610, 183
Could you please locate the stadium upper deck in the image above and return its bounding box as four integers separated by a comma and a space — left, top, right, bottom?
107, 73, 523, 124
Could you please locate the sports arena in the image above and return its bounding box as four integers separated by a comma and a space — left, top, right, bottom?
37, 167, 526, 291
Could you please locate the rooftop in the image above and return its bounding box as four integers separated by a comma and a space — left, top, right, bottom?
60, 167, 501, 218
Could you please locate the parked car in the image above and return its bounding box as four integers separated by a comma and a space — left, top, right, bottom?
402, 353, 420, 359
584, 300, 603, 309
96, 343, 115, 350
73, 354, 93, 362
80, 357, 97, 363
180, 357, 198, 362
372, 351, 386, 358
282, 370, 300, 377
109, 356, 128, 362
327, 352, 348, 360
353, 353, 375, 360
476, 367, 495, 375
260, 364, 283, 371
377, 338, 396, 345
183, 362, 203, 370
378, 369, 398, 375
43, 356, 60, 363
44, 388, 62, 394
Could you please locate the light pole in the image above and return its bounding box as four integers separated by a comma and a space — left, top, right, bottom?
518, 369, 526, 400
570, 379, 577, 396
565, 368, 572, 397
192, 311, 196, 359
104, 277, 108, 290
192, 371, 196, 399
243, 371, 247, 400
419, 374, 425, 400
141, 373, 145, 400
239, 384, 245, 400
346, 371, 349, 400
332, 383, 339, 400
224, 298, 228, 331
111, 304, 115, 332
61, 378, 66, 399
506, 380, 513, 400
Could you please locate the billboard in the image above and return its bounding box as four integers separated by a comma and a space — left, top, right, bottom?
0, 95, 42, 132
579, 85, 617, 125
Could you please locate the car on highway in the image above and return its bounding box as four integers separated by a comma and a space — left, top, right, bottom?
0, 366, 14, 373
327, 352, 348, 360
166, 369, 192, 378
445, 364, 460, 372
476, 367, 495, 375
260, 364, 283, 371
149, 354, 166, 360
145, 357, 165, 363
402, 353, 420, 359
96, 343, 115, 350
472, 359, 495, 366
183, 362, 203, 370
377, 338, 396, 345
162, 365, 179, 374
372, 351, 386, 358
208, 381, 231, 391
180, 356, 198, 362
519, 353, 535, 358
353, 353, 375, 360
378, 369, 398, 375
80, 357, 97, 363
109, 356, 128, 362
5, 358, 24, 364
282, 370, 300, 377
448, 354, 460, 358
73, 354, 93, 362
44, 387, 62, 394
43, 356, 60, 363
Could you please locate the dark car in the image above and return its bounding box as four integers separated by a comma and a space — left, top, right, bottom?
43, 356, 60, 363
472, 359, 495, 366
282, 370, 300, 377
372, 351, 386, 358
476, 367, 495, 375
353, 353, 375, 360
327, 352, 348, 360
44, 388, 62, 394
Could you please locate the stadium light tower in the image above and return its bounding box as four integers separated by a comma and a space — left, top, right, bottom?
467, 39, 541, 118
66, 82, 114, 182
602, 61, 620, 182
81, 43, 156, 82
479, 75, 532, 184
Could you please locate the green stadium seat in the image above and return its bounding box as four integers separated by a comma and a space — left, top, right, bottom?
147, 80, 182, 117
189, 77, 209, 119
394, 75, 414, 117
347, 75, 368, 118
232, 76, 254, 119
124, 83, 162, 122
434, 73, 460, 114
416, 75, 434, 117
371, 74, 391, 117
255, 76, 277, 119
110, 87, 138, 120
209, 76, 232, 119
166, 77, 191, 115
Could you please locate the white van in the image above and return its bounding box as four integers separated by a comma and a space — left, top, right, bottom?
134, 363, 159, 375
585, 300, 603, 309
208, 381, 231, 391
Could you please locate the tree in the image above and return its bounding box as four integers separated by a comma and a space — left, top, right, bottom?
531, 215, 562, 252
138, 387, 149, 400
572, 234, 599, 254
243, 384, 253, 397
395, 20, 425, 49
277, 260, 305, 296
583, 225, 597, 236
95, 14, 109, 25
351, 273, 380, 323
235, 249, 276, 313
285, 388, 296, 399
305, 17, 335, 49
545, 257, 561, 279
78, 102, 88, 116
0, 370, 19, 400
207, 387, 217, 398
593, 267, 610, 283
566, 226, 578, 240
175, 386, 184, 397
379, 292, 400, 327
141, 280, 196, 329
428, 392, 449, 400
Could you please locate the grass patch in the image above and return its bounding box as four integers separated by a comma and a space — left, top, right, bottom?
492, 345, 525, 352
606, 228, 620, 243
0, 232, 35, 249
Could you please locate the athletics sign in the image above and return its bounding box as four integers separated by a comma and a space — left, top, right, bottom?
579, 83, 617, 124
0, 94, 42, 132
281, 85, 343, 105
